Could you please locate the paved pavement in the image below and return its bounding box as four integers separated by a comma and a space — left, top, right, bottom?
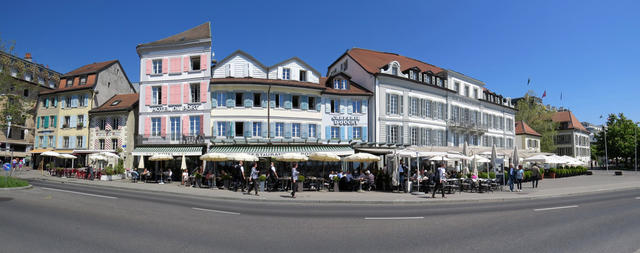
14, 169, 640, 203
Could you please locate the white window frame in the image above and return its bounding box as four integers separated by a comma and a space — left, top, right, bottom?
353, 127, 362, 140
217, 122, 227, 137
292, 123, 300, 138
275, 123, 284, 137
152, 59, 162, 74
282, 68, 290, 80
308, 124, 317, 138
170, 117, 181, 141
152, 86, 161, 105
151, 118, 161, 137
190, 116, 200, 136
252, 122, 262, 137
330, 126, 340, 139
190, 83, 200, 103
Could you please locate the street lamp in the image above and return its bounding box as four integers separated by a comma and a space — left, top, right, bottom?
635, 122, 638, 174
604, 125, 608, 172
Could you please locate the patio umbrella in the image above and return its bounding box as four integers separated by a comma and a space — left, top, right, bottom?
149, 154, 173, 184
227, 153, 259, 162
181, 154, 187, 170
138, 155, 145, 169
200, 153, 228, 189
274, 153, 309, 162
309, 152, 341, 190
462, 141, 469, 174
343, 153, 380, 162
470, 154, 490, 163
491, 144, 497, 180
41, 151, 61, 157
427, 155, 453, 161
60, 154, 77, 170
513, 145, 520, 170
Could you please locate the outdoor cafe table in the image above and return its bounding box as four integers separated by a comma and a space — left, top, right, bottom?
279, 177, 292, 191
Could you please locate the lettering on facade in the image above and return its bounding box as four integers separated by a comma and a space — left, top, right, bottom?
182, 134, 205, 144
331, 116, 360, 126
150, 104, 201, 112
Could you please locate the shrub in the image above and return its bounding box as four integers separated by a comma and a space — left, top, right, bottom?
258, 175, 267, 182
333, 176, 341, 182
298, 175, 305, 182
478, 172, 496, 179
524, 171, 533, 181
115, 159, 125, 175
103, 165, 115, 176
549, 168, 557, 174
0, 176, 29, 188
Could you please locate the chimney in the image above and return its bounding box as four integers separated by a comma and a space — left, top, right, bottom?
25, 53, 32, 62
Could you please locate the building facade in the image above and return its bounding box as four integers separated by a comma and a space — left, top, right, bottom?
515, 121, 541, 152
320, 73, 371, 142
0, 51, 61, 162
89, 94, 138, 169
34, 60, 134, 167
552, 110, 591, 163
326, 48, 516, 152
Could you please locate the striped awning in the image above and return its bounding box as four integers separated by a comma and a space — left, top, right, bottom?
207, 145, 354, 157
131, 146, 204, 156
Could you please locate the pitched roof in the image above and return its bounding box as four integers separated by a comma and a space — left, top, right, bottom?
137, 22, 211, 48
346, 48, 444, 75
515, 121, 541, 137
320, 74, 372, 96
552, 111, 588, 132
89, 93, 139, 113
63, 60, 118, 77
211, 78, 325, 90
269, 57, 321, 76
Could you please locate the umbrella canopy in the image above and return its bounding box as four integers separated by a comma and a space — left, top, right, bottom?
227, 153, 259, 162
181, 155, 187, 170
59, 154, 77, 159
446, 153, 471, 160
470, 154, 491, 163
344, 153, 380, 162
99, 152, 119, 158
200, 153, 228, 161
138, 155, 145, 169
90, 155, 108, 161
427, 155, 453, 161
490, 144, 497, 179
308, 152, 340, 162
41, 151, 61, 157
523, 154, 550, 163
513, 145, 520, 169
274, 153, 309, 162
462, 141, 468, 156
149, 154, 173, 161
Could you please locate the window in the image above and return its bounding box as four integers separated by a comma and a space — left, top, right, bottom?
454, 82, 460, 93
464, 86, 469, 97
49, 116, 55, 128
409, 98, 417, 116
217, 122, 227, 137
80, 76, 87, 85
63, 137, 70, 148
275, 94, 281, 108
235, 93, 243, 107
333, 80, 340, 89
387, 125, 400, 144
282, 68, 290, 80
330, 99, 338, 113
299, 70, 307, 82
151, 118, 161, 137
113, 117, 119, 129
190, 56, 200, 71
353, 100, 362, 114
99, 119, 106, 130
65, 96, 72, 107
190, 83, 200, 103
77, 115, 84, 128
474, 88, 478, 99
308, 124, 317, 138
77, 136, 83, 148
275, 123, 284, 137
410, 127, 418, 145
292, 95, 300, 109
152, 59, 162, 74
387, 94, 401, 115
190, 116, 201, 136
410, 70, 417, 80
39, 136, 44, 147
99, 139, 105, 150
112, 139, 118, 150
253, 93, 261, 107
78, 95, 85, 107
341, 80, 348, 89
23, 89, 29, 97
216, 92, 226, 107
66, 79, 73, 87
331, 126, 340, 139
424, 74, 431, 84
308, 97, 316, 109
152, 86, 162, 105
291, 123, 300, 138
353, 127, 362, 140
252, 122, 262, 137
64, 116, 71, 128
392, 65, 398, 75
437, 78, 443, 87
170, 117, 181, 141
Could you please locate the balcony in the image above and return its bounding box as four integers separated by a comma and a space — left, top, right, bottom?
136, 134, 211, 146
447, 120, 488, 133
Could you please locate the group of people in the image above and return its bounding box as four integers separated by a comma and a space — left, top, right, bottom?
224, 161, 300, 198
328, 170, 375, 191
507, 163, 543, 192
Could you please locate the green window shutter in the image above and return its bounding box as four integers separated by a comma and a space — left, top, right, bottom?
36, 117, 40, 129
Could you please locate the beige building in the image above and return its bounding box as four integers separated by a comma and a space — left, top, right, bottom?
89, 94, 138, 169
552, 110, 590, 163
515, 121, 541, 152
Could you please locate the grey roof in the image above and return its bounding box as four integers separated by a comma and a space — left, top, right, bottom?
136, 22, 211, 49
445, 69, 485, 86
215, 50, 268, 71
269, 57, 321, 77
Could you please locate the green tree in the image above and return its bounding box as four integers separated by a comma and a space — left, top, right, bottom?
594, 113, 639, 167
515, 91, 558, 152
0, 36, 30, 129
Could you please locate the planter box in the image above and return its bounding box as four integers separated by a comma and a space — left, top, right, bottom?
615, 171, 623, 176
100, 174, 124, 181
333, 182, 340, 192
296, 182, 304, 192
259, 181, 265, 192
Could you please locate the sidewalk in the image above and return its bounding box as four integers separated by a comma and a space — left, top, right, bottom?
14, 169, 640, 204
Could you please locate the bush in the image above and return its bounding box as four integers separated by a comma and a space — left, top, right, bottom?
258, 175, 267, 182
524, 171, 533, 181
221, 174, 232, 181
115, 159, 125, 175
549, 168, 557, 174
103, 165, 115, 176
298, 175, 305, 182
0, 176, 29, 188
478, 172, 496, 179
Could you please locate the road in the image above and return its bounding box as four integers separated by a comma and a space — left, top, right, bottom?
1, 180, 639, 253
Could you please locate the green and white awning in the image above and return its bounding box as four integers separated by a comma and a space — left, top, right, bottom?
208, 145, 354, 157
132, 146, 204, 156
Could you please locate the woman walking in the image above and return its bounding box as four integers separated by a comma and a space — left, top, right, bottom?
291, 163, 299, 198
516, 165, 524, 192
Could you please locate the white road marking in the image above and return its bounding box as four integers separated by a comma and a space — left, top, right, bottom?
635, 197, 640, 200
41, 187, 117, 199
364, 217, 424, 220
192, 207, 240, 215
534, 205, 579, 212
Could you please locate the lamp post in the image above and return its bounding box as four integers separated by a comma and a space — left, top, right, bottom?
635, 122, 638, 174
604, 126, 608, 172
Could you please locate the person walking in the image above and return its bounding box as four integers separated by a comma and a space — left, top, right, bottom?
531, 163, 541, 188
398, 161, 406, 192
508, 164, 516, 192
233, 161, 245, 192
431, 163, 446, 198
268, 162, 279, 192
516, 165, 524, 191
291, 163, 299, 198
246, 163, 259, 196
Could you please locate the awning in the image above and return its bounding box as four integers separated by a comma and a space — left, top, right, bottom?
29, 149, 53, 154
132, 146, 203, 156
73, 149, 114, 154
0, 151, 28, 158
207, 145, 354, 157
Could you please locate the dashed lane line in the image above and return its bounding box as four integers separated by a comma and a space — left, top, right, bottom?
534, 205, 578, 212
364, 217, 424, 220
192, 207, 240, 215
41, 187, 118, 199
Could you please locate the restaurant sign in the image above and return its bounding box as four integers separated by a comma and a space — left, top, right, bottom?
331, 116, 360, 126
150, 104, 202, 112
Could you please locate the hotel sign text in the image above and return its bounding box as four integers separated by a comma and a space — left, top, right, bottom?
331, 116, 360, 126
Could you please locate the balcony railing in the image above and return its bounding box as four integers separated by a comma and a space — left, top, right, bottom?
136, 134, 211, 145
447, 120, 489, 133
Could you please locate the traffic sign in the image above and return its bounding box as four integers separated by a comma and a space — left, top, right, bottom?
3, 163, 10, 171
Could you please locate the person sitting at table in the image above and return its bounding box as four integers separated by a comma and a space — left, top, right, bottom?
337, 170, 344, 179
329, 171, 337, 181
181, 168, 189, 186
141, 168, 151, 182
365, 170, 375, 191
130, 169, 140, 182
345, 171, 355, 191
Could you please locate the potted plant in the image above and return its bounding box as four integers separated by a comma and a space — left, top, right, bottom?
221, 174, 232, 189
101, 165, 115, 181
258, 175, 267, 192
549, 168, 557, 179
333, 176, 340, 192
194, 171, 203, 187
297, 175, 305, 192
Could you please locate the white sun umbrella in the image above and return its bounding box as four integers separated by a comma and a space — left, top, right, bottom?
149, 154, 173, 184
274, 153, 309, 162
181, 154, 187, 171
309, 152, 341, 190
428, 155, 453, 161
513, 145, 520, 170
138, 155, 145, 169
60, 154, 77, 170
227, 153, 259, 162
491, 144, 497, 180
462, 141, 469, 174
41, 151, 61, 157
344, 153, 380, 162
200, 153, 228, 189
470, 154, 491, 163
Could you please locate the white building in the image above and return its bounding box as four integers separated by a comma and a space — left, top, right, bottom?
552, 110, 591, 163
326, 48, 516, 152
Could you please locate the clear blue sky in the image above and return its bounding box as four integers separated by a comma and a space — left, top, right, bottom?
2, 0, 638, 125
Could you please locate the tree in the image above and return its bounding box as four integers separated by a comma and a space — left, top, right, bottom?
594, 113, 640, 168
515, 91, 558, 152
0, 36, 30, 130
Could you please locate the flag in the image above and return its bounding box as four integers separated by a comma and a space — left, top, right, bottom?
542, 90, 546, 99
600, 115, 603, 119
560, 92, 563, 100
527, 78, 530, 85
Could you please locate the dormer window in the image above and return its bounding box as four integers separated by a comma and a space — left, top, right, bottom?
424, 74, 431, 84
437, 78, 443, 87
392, 65, 398, 75
409, 71, 417, 80
80, 76, 87, 85
341, 80, 348, 89
282, 68, 291, 80
66, 79, 73, 87
333, 79, 340, 89
299, 70, 307, 82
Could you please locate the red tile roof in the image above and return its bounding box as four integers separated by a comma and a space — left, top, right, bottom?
515, 121, 541, 137
552, 111, 588, 132
63, 60, 118, 77
346, 48, 444, 75
89, 93, 139, 113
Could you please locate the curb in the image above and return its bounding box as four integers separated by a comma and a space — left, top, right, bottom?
0, 185, 33, 191
23, 176, 640, 205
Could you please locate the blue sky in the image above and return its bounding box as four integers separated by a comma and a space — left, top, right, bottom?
1, 0, 638, 125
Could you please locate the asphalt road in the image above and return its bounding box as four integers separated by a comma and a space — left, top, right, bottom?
1, 180, 639, 253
